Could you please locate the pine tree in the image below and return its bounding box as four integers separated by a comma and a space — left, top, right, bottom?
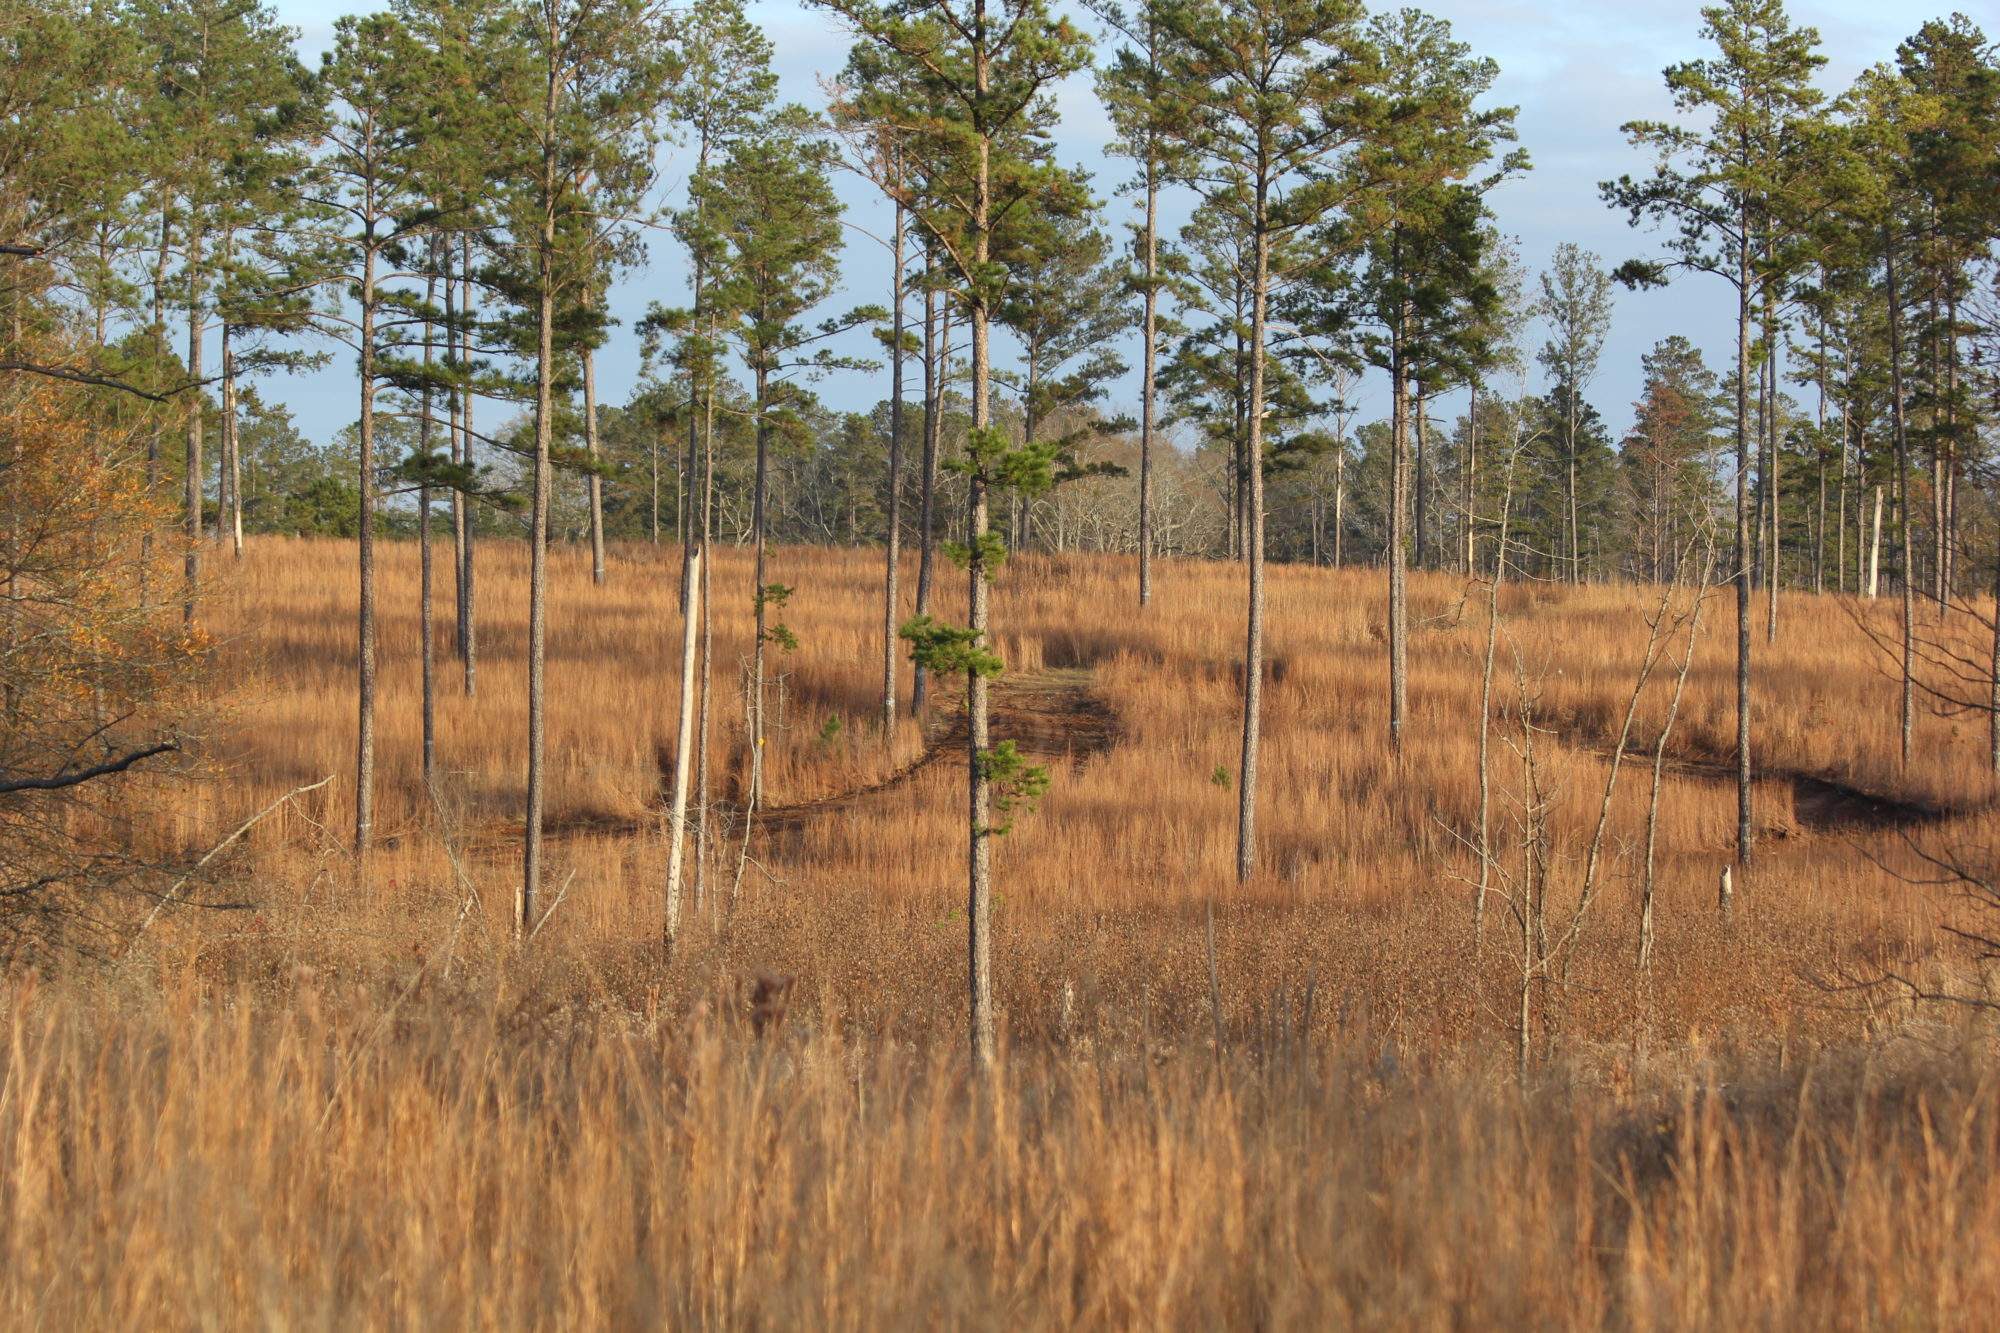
1604, 0, 1827, 873
128, 0, 310, 624
1089, 0, 1191, 604
396, 0, 516, 697
1892, 17, 1998, 604
1151, 0, 1383, 881
808, 0, 1092, 1067
700, 104, 876, 811
314, 9, 439, 862
497, 0, 675, 934
0, 1, 152, 393
828, 41, 924, 742
654, 0, 777, 926
1293, 7, 1521, 763
1534, 243, 1614, 583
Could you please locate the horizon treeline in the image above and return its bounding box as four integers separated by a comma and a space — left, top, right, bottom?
3, 1, 1990, 587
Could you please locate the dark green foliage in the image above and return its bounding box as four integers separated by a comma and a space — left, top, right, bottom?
899, 615, 1003, 680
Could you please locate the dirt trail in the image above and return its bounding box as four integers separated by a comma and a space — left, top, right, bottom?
1562, 731, 1950, 838
463, 667, 1119, 856
497, 665, 1946, 858
758, 666, 1118, 834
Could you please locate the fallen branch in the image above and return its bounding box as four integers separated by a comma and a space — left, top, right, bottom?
528, 868, 576, 943
124, 775, 334, 949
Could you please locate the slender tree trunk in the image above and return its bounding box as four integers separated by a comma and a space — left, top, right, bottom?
1733, 224, 1753, 870
522, 61, 559, 935
585, 334, 606, 586
223, 322, 243, 559
448, 240, 466, 660
1887, 228, 1914, 768
963, 100, 998, 1067
460, 235, 478, 697
1814, 313, 1828, 595
1139, 160, 1158, 606
694, 388, 716, 916
1814, 452, 1826, 596
1931, 327, 1947, 609
882, 198, 905, 740
1230, 282, 1246, 562
1566, 403, 1580, 583
1236, 189, 1270, 884
1334, 448, 1344, 569
1463, 381, 1478, 577
419, 271, 438, 792
1836, 365, 1850, 594
356, 234, 379, 863
143, 208, 168, 605
913, 283, 943, 716
1765, 318, 1780, 642
749, 363, 771, 806
212, 233, 233, 552
1943, 297, 1961, 601
1388, 298, 1410, 760
1413, 383, 1429, 571
680, 254, 706, 614
664, 546, 701, 949
1640, 565, 1707, 976
183, 224, 204, 626
1868, 484, 1882, 598
1474, 445, 1514, 948
1752, 357, 1768, 590
1989, 518, 1999, 776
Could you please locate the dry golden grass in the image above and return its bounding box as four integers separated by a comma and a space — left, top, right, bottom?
4, 968, 1999, 1328
15, 534, 2000, 1326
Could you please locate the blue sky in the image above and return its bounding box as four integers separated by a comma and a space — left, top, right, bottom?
265, 0, 1929, 447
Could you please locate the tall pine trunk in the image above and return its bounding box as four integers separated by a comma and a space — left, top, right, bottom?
356, 233, 378, 861
1885, 227, 1914, 768
459, 235, 478, 698
1333, 447, 1344, 569
585, 336, 606, 586
963, 73, 998, 1064
1868, 484, 1882, 598
695, 387, 717, 916
882, 198, 905, 739
1388, 297, 1410, 760
1462, 380, 1478, 577
450, 240, 464, 664
1989, 522, 1999, 775
1138, 159, 1158, 606
183, 225, 204, 626
1236, 183, 1270, 882
664, 546, 701, 949
419, 270, 438, 791
222, 322, 243, 559
1732, 218, 1753, 870
144, 209, 168, 605
1413, 384, 1428, 571
748, 363, 771, 806
913, 282, 943, 717
1764, 298, 1780, 642
522, 53, 559, 935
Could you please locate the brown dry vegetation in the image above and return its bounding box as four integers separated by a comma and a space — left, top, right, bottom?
10, 536, 2000, 1326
